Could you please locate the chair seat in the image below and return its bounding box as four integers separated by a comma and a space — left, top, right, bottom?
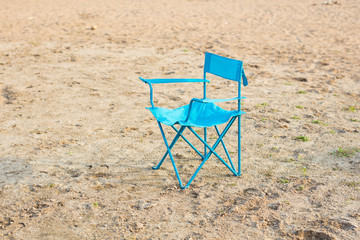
147, 101, 245, 128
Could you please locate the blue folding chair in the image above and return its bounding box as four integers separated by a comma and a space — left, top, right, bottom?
140, 52, 248, 189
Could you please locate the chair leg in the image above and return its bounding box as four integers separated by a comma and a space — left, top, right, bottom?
188, 117, 237, 172
203, 127, 207, 160
187, 122, 238, 176
153, 117, 240, 189
156, 121, 186, 188
153, 124, 185, 170
214, 126, 236, 172
180, 125, 238, 188
155, 125, 205, 170
171, 126, 204, 159
238, 115, 242, 176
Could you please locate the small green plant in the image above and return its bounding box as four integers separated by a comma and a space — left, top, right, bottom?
343, 181, 360, 188
301, 166, 307, 176
295, 135, 309, 142
295, 105, 304, 109
286, 157, 301, 166
297, 91, 307, 94
183, 49, 189, 52
228, 183, 237, 187
328, 130, 336, 134
296, 185, 304, 191
93, 201, 99, 208
279, 178, 290, 184
311, 120, 328, 126
210, 135, 217, 140
291, 115, 300, 119
350, 118, 359, 122
195, 129, 203, 134
256, 102, 268, 108
343, 106, 357, 112
332, 147, 360, 158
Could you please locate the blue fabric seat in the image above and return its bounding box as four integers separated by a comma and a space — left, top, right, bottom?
140, 52, 249, 189
147, 102, 245, 128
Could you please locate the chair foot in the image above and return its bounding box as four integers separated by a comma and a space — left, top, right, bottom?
152, 166, 160, 170
180, 185, 189, 189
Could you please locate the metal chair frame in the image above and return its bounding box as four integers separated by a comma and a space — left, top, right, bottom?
140, 52, 248, 189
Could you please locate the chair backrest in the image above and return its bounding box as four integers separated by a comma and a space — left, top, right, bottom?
204, 52, 243, 82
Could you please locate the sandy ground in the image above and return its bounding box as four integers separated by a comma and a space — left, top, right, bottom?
0, 0, 359, 239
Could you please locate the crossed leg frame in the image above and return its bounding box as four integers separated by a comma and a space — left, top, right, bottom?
153, 116, 242, 189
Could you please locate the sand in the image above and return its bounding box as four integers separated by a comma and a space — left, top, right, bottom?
0, 0, 359, 239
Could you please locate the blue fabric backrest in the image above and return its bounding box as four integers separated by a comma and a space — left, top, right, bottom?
204, 52, 243, 82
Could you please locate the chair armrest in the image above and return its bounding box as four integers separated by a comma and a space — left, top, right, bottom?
139, 77, 209, 84
140, 78, 155, 107
139, 77, 209, 108
200, 97, 246, 103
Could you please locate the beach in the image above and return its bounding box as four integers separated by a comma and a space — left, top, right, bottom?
0, 0, 359, 239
